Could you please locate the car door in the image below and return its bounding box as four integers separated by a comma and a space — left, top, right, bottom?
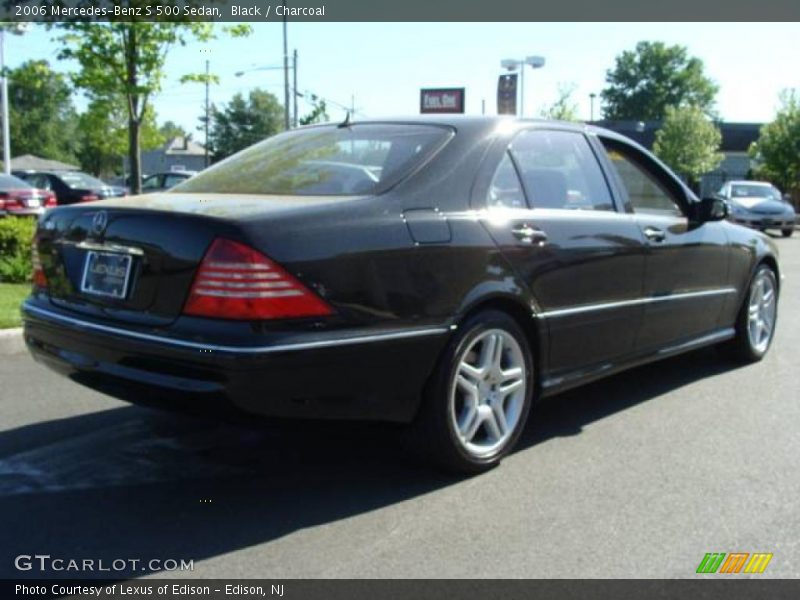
478, 128, 647, 376
594, 136, 732, 352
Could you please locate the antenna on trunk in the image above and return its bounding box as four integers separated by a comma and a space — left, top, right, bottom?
337, 111, 352, 129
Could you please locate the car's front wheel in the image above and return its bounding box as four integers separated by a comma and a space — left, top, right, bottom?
413, 309, 534, 474
722, 264, 778, 363
782, 227, 794, 237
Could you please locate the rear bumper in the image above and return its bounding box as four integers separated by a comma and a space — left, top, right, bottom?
22, 300, 450, 423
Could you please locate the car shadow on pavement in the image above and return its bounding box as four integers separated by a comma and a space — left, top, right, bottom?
0, 346, 741, 579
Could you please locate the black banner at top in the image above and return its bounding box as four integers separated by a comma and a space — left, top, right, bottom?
2, 0, 800, 22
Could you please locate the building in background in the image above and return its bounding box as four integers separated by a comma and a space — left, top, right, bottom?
594, 120, 762, 197
126, 136, 206, 176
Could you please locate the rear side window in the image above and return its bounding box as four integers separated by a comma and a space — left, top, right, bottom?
487, 152, 527, 209
509, 130, 615, 211
174, 124, 453, 196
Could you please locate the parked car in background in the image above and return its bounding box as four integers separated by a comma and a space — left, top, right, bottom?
718, 180, 796, 237
23, 118, 781, 473
0, 174, 56, 217
141, 170, 197, 192
12, 170, 126, 206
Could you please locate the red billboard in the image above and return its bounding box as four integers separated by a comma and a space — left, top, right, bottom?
420, 88, 466, 114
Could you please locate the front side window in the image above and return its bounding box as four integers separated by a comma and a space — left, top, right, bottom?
509, 130, 615, 211
600, 140, 683, 216
174, 124, 453, 196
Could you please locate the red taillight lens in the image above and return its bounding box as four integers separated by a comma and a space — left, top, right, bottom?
45, 192, 57, 207
31, 242, 47, 289
79, 194, 98, 202
183, 239, 333, 320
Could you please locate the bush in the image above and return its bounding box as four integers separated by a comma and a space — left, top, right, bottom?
0, 217, 37, 283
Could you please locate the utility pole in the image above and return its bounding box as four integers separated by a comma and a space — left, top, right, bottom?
293, 49, 298, 128
204, 59, 210, 168
282, 2, 290, 130
589, 92, 596, 122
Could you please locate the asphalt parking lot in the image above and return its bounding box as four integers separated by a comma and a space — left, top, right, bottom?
1, 234, 798, 580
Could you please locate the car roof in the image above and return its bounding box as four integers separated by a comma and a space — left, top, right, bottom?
728, 180, 774, 187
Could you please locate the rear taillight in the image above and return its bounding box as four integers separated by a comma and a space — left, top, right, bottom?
31, 242, 47, 289
79, 194, 98, 202
183, 239, 333, 320
45, 192, 57, 207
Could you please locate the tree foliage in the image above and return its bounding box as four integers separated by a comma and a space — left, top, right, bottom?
601, 41, 718, 121
78, 96, 164, 177
206, 88, 285, 161
652, 105, 723, 184
5, 60, 79, 163
299, 94, 329, 126
539, 83, 580, 122
749, 90, 800, 194
53, 20, 251, 193
159, 120, 188, 141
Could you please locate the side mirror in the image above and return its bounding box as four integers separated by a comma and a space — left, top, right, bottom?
692, 197, 728, 222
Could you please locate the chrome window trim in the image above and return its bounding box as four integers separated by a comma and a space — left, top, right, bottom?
22, 303, 449, 355
538, 287, 738, 319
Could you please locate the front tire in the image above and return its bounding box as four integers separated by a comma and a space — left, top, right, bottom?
722, 265, 778, 363
412, 310, 534, 474
782, 227, 794, 237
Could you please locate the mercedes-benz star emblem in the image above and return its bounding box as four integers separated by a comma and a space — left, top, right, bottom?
91, 211, 108, 236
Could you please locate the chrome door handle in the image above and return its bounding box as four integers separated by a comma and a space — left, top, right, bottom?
511, 225, 547, 244
643, 226, 666, 242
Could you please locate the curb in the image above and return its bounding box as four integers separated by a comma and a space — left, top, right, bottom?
0, 328, 25, 356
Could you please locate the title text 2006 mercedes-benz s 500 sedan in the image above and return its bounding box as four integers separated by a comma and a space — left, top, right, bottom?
23, 117, 781, 473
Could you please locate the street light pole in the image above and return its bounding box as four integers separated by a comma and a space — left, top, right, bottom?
589, 92, 596, 122
500, 55, 545, 118
1, 30, 10, 175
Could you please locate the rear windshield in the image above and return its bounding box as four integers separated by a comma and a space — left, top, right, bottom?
60, 172, 107, 189
173, 124, 453, 196
0, 175, 33, 189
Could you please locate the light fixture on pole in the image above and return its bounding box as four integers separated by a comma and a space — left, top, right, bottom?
500, 55, 545, 118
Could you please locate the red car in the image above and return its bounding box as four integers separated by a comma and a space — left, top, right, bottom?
0, 174, 57, 217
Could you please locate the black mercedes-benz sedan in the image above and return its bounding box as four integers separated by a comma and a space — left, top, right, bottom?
22, 117, 781, 473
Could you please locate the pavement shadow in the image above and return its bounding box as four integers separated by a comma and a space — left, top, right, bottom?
0, 345, 741, 579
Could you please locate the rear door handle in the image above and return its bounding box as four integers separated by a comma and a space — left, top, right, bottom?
511, 225, 548, 244
643, 226, 666, 242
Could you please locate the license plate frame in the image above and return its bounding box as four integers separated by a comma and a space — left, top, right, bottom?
80, 251, 134, 300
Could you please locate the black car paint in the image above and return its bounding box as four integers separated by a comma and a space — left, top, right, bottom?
22, 117, 780, 423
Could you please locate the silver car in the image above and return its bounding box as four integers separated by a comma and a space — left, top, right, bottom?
718, 180, 796, 237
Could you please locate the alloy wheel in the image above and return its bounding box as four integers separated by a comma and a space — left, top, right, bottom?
747, 270, 777, 354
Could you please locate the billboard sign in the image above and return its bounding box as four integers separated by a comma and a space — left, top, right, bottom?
497, 74, 518, 115
420, 88, 466, 114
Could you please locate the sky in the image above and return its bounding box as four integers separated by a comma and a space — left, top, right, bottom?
5, 22, 800, 134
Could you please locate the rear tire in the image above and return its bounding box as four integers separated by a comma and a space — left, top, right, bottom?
721, 264, 778, 363
411, 309, 534, 474
782, 228, 794, 237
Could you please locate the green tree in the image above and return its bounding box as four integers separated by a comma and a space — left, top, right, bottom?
206, 89, 285, 161
78, 97, 164, 178
601, 41, 718, 121
749, 90, 800, 195
53, 20, 251, 193
5, 60, 79, 163
653, 105, 723, 185
539, 83, 580, 122
299, 94, 329, 126
159, 120, 188, 141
